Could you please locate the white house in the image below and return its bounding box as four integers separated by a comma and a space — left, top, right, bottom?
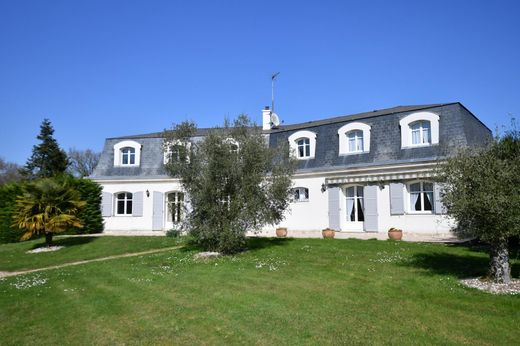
90, 103, 491, 236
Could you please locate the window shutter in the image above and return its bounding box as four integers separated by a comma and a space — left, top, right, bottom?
152, 191, 164, 231
328, 186, 341, 230
133, 192, 144, 217
434, 183, 447, 215
101, 192, 113, 217
363, 185, 378, 232
389, 183, 405, 215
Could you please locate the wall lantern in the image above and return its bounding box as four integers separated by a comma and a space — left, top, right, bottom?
146, 189, 150, 197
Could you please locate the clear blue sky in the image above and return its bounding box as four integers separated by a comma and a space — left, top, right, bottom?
1, 0, 519, 164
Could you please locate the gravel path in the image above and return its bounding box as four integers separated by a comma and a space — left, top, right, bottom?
0, 245, 183, 279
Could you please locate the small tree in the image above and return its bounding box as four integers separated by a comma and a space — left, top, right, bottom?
0, 157, 22, 184
12, 178, 85, 246
437, 128, 520, 283
67, 148, 101, 177
21, 119, 69, 179
164, 115, 295, 254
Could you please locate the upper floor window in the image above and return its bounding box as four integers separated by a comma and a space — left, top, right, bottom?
399, 112, 439, 148
297, 138, 310, 158
113, 140, 141, 167
292, 187, 309, 202
409, 181, 433, 213
121, 147, 135, 165
337, 122, 371, 155
410, 121, 431, 145
288, 130, 317, 160
163, 141, 191, 164
115, 192, 133, 215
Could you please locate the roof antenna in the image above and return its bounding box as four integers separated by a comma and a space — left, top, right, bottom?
271, 72, 280, 113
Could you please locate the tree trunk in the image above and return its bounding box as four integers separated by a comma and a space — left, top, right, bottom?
489, 238, 511, 284
45, 231, 53, 247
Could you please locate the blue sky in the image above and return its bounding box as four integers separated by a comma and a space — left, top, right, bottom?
1, 0, 519, 164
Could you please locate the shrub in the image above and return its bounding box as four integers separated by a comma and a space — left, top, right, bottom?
0, 183, 24, 243
67, 177, 104, 234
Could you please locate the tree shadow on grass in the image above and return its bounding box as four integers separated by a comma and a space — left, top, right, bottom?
30, 236, 99, 250
403, 245, 520, 279
178, 236, 293, 254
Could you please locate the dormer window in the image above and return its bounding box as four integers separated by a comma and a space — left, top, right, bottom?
297, 138, 310, 158
400, 112, 439, 148
338, 122, 371, 155
113, 140, 141, 167
163, 141, 191, 164
288, 130, 317, 160
121, 147, 135, 165
410, 121, 431, 145
347, 130, 364, 152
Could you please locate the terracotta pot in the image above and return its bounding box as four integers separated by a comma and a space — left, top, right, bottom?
276, 227, 288, 238
388, 228, 403, 241
322, 228, 336, 238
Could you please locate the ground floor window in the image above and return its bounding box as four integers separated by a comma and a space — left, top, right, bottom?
167, 192, 184, 223
116, 192, 133, 215
292, 187, 309, 202
346, 186, 364, 222
409, 181, 433, 212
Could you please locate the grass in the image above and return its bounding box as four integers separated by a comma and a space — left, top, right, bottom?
0, 236, 181, 271
0, 237, 519, 345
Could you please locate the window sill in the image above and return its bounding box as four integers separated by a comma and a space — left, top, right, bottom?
401, 143, 437, 149
338, 151, 369, 156
114, 164, 140, 167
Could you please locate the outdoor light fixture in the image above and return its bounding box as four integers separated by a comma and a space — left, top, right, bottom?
146, 189, 150, 197
321, 183, 327, 193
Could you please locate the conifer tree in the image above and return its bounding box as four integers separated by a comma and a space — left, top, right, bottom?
22, 119, 69, 179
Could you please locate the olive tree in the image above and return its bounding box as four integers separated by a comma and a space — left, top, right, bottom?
163, 115, 295, 254
437, 128, 520, 283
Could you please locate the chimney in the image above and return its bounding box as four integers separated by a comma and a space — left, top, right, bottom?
262, 106, 271, 130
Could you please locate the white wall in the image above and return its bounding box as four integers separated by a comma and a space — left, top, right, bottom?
377, 184, 454, 234
262, 176, 329, 232
101, 180, 182, 232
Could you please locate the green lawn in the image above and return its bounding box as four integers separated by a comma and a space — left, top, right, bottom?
0, 237, 518, 345
0, 236, 181, 271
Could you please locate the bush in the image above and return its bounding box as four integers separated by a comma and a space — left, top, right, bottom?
67, 177, 104, 234
0, 183, 24, 243
166, 228, 181, 238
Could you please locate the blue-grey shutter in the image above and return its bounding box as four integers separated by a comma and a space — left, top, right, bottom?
101, 192, 113, 217
152, 191, 164, 231
389, 183, 404, 215
132, 192, 143, 217
434, 183, 446, 214
363, 185, 378, 232
328, 186, 341, 230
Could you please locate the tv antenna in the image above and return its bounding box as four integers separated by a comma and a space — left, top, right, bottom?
271, 72, 280, 113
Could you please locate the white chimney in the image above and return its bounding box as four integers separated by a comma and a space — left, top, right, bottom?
262, 106, 271, 130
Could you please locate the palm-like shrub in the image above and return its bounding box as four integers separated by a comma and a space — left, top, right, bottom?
12, 178, 85, 246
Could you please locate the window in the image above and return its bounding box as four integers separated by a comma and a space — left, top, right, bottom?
166, 192, 184, 223
121, 147, 135, 165
164, 141, 191, 164
337, 122, 371, 155
347, 130, 364, 152
113, 140, 141, 166
409, 182, 433, 212
346, 186, 364, 222
288, 130, 317, 160
292, 187, 309, 202
116, 192, 132, 215
410, 121, 431, 145
399, 112, 439, 148
297, 138, 310, 158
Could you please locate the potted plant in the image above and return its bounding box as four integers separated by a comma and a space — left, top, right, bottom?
388, 227, 403, 240
276, 227, 288, 237
322, 228, 336, 238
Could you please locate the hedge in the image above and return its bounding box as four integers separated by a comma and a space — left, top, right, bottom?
0, 183, 24, 243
